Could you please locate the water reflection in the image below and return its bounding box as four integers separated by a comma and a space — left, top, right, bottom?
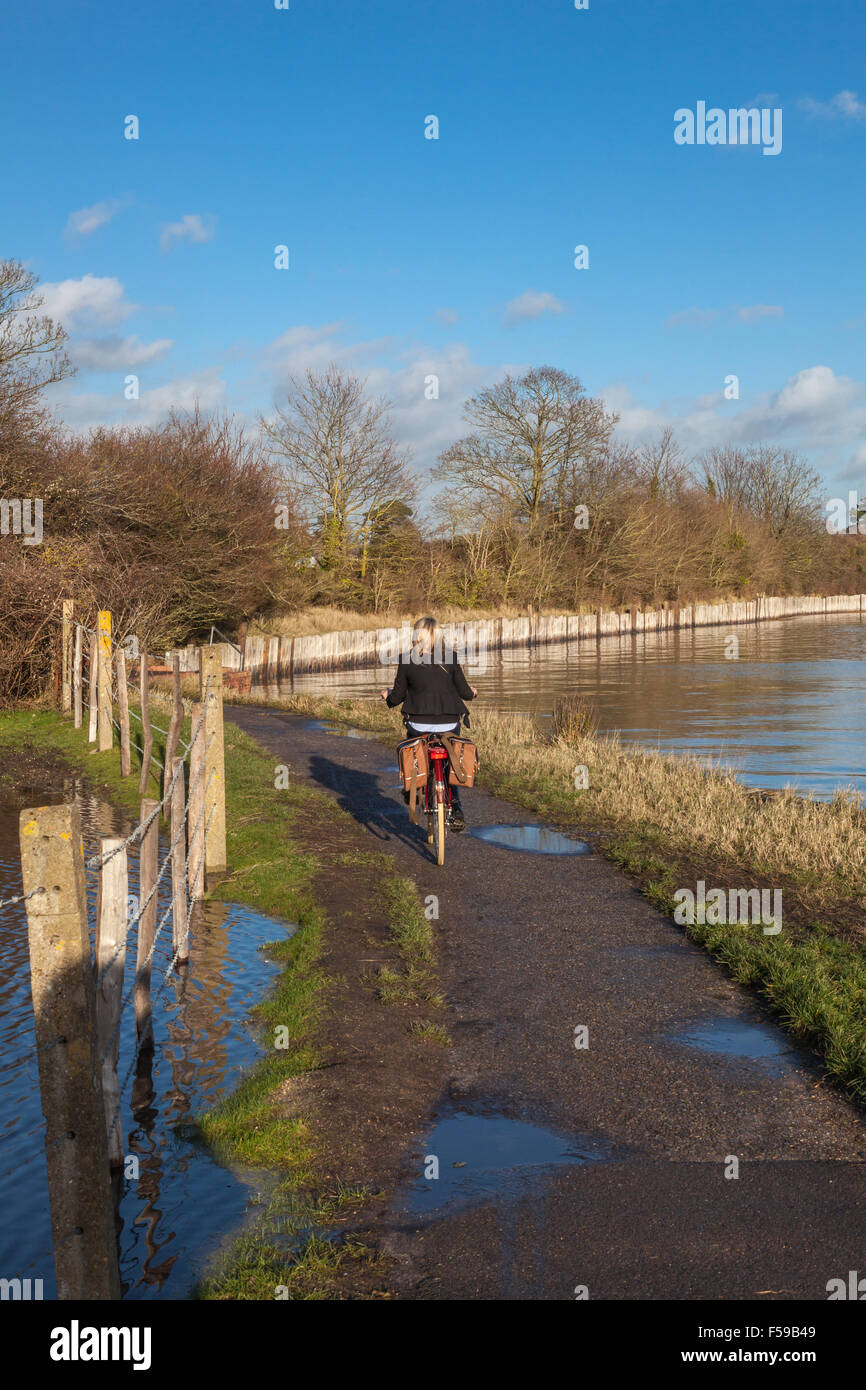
0, 777, 292, 1300
255, 614, 866, 799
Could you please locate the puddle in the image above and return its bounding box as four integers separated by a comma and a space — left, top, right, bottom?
668, 1016, 793, 1062
469, 824, 590, 855
304, 719, 376, 740
405, 1110, 606, 1216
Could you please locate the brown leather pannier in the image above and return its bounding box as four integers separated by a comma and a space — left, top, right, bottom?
441, 734, 479, 786
396, 736, 430, 821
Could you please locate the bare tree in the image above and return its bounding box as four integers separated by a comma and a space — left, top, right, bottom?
0, 259, 73, 425
261, 364, 415, 572
698, 444, 822, 537
433, 366, 617, 531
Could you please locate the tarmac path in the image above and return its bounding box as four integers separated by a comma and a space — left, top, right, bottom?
227, 705, 866, 1301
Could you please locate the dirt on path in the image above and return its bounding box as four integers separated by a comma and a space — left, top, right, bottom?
227, 705, 866, 1301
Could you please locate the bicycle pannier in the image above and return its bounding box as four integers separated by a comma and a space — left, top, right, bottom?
397, 736, 429, 821
441, 735, 479, 787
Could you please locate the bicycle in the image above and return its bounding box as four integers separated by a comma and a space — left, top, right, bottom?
407, 734, 453, 867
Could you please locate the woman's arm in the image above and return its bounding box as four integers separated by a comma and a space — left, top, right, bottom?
452, 661, 476, 700
383, 662, 408, 705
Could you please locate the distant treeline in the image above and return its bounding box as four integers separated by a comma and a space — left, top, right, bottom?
1, 258, 864, 702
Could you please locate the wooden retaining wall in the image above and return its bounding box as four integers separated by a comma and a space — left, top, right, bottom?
166, 593, 866, 680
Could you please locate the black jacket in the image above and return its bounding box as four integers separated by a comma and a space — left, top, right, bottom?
386, 654, 475, 726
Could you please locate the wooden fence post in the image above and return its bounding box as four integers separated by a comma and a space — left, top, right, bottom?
187, 702, 206, 901
87, 631, 98, 744
138, 650, 153, 797
115, 649, 131, 778
94, 838, 127, 1167
19, 803, 121, 1300
97, 610, 113, 753
163, 652, 183, 806
200, 645, 227, 879
61, 599, 74, 712
72, 623, 83, 729
135, 799, 159, 1049
170, 758, 188, 962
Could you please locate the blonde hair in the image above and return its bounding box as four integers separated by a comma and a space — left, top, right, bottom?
412, 615, 441, 658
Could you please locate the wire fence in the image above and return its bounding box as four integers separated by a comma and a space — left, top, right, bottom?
5, 608, 229, 1298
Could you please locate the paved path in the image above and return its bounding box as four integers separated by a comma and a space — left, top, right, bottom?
228, 706, 866, 1301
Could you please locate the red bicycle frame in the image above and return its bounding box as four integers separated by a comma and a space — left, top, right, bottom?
422, 739, 452, 813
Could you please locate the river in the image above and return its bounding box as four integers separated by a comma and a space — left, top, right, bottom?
254, 612, 866, 800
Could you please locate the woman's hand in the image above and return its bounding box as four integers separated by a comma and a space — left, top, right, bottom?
380, 689, 390, 700
470, 686, 478, 697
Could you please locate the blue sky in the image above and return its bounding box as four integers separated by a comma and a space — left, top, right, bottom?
3, 0, 864, 499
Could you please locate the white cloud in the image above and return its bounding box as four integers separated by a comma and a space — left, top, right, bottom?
736, 304, 784, 323
666, 304, 784, 329
606, 365, 866, 487
46, 367, 227, 432
65, 198, 129, 239
799, 90, 866, 120
434, 308, 459, 326
70, 335, 173, 371
160, 213, 216, 252
503, 290, 566, 326
38, 275, 138, 330
666, 307, 720, 329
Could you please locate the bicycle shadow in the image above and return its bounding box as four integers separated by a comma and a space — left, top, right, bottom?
307, 753, 433, 860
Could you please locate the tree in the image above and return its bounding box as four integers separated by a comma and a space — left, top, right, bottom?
432, 366, 617, 531
0, 259, 73, 427
697, 444, 822, 538
261, 365, 416, 571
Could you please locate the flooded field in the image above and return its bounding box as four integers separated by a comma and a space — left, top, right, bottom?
255, 613, 866, 800
0, 773, 291, 1300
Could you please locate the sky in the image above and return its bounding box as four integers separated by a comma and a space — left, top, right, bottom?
2, 0, 864, 506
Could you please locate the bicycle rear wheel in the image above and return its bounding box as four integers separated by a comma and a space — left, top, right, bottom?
434, 800, 446, 866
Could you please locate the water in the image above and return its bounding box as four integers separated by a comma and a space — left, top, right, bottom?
256, 613, 866, 799
405, 1110, 605, 1216
668, 1017, 793, 1063
0, 774, 292, 1300
468, 824, 591, 854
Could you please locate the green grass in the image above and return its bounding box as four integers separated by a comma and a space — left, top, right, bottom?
0, 703, 432, 1297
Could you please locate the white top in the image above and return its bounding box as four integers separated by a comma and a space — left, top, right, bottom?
408, 720, 458, 732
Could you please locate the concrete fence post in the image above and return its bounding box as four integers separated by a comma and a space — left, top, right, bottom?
61, 599, 74, 712
170, 758, 188, 963
200, 646, 227, 880
87, 631, 99, 744
19, 803, 121, 1300
115, 649, 131, 778
135, 799, 159, 1050
94, 838, 127, 1166
72, 623, 83, 730
97, 610, 113, 753
187, 702, 206, 902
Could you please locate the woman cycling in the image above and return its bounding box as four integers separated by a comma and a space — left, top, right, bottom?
380, 615, 477, 830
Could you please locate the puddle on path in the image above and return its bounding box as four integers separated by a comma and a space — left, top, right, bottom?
304, 719, 376, 740
469, 824, 591, 855
405, 1110, 607, 1217
668, 1016, 793, 1063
